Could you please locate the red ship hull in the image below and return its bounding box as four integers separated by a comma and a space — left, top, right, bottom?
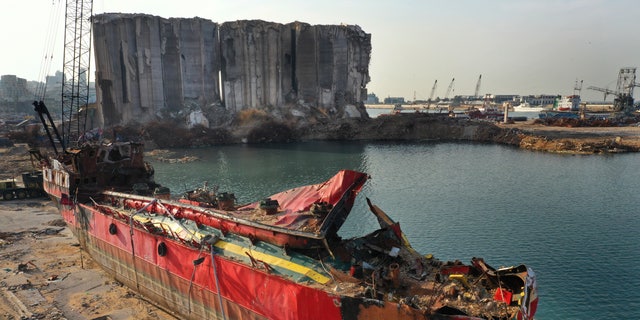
40, 146, 537, 320
50, 194, 465, 320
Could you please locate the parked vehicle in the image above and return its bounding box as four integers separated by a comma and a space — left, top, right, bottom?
0, 172, 45, 201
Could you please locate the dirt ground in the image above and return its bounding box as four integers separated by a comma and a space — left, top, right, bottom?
0, 145, 40, 180
497, 121, 640, 153
0, 200, 176, 320
499, 120, 640, 140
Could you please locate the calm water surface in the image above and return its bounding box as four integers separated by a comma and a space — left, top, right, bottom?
149, 142, 640, 319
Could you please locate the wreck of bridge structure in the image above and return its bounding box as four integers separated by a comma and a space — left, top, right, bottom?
91, 14, 372, 129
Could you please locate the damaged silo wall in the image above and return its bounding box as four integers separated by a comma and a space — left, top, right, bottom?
290, 22, 372, 110
92, 14, 371, 127
93, 14, 221, 127
219, 20, 286, 113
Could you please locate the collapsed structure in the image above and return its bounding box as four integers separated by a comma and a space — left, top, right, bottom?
91, 14, 372, 128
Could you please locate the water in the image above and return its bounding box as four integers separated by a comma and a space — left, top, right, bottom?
149, 142, 640, 319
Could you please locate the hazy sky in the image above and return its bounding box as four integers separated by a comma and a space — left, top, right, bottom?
3, 0, 639, 101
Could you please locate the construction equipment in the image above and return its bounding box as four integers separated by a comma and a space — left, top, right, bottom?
587, 67, 639, 114
0, 172, 45, 201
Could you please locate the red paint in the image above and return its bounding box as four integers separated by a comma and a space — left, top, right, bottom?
76, 203, 342, 320
440, 265, 471, 275
493, 288, 512, 304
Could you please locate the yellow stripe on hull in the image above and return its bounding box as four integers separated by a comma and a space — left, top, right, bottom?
215, 241, 332, 284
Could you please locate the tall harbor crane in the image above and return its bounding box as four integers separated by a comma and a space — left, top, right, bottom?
426, 80, 437, 109
587, 67, 638, 114
574, 79, 583, 96
444, 78, 455, 100
474, 74, 482, 99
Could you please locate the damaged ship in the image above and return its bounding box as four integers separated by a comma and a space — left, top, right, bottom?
32, 138, 538, 320
32, 5, 537, 318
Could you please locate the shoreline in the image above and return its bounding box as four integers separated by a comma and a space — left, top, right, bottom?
299, 113, 640, 154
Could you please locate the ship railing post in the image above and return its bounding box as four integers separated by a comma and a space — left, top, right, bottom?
127, 198, 157, 291
204, 235, 227, 320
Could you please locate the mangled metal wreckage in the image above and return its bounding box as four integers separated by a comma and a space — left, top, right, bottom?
38, 141, 538, 320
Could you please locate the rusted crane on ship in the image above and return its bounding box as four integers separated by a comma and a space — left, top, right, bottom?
33, 0, 93, 155
587, 67, 639, 114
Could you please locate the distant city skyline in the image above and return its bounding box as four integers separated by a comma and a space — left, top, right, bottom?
3, 0, 639, 102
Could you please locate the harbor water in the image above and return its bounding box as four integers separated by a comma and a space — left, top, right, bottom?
149, 141, 640, 319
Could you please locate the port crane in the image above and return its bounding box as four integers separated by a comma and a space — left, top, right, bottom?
474, 74, 482, 99
574, 79, 583, 96
426, 80, 437, 109
587, 67, 639, 114
444, 78, 455, 100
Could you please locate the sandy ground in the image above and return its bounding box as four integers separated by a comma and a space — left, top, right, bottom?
0, 199, 176, 320
498, 120, 640, 140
